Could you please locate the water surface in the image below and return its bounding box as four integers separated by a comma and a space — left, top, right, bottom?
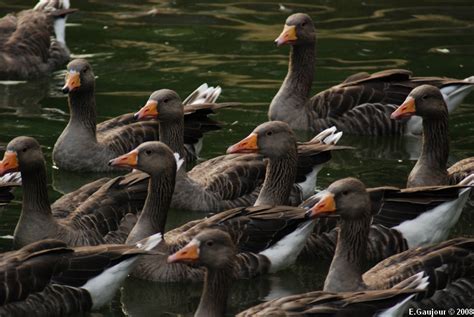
1, 1, 473, 316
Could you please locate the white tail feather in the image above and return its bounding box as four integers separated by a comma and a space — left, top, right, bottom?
311, 126, 343, 145
0, 172, 22, 186
136, 232, 162, 251
173, 153, 185, 171
183, 83, 222, 105
259, 221, 315, 273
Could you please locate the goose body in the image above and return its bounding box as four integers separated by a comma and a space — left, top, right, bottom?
0, 233, 161, 316
309, 178, 473, 310
0, 0, 75, 80
0, 136, 150, 247
269, 13, 474, 136
239, 279, 427, 317
169, 229, 428, 317
109, 141, 322, 283
53, 59, 226, 172
134, 91, 347, 212
301, 183, 472, 261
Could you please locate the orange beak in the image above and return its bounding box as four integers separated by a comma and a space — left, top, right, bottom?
62, 71, 81, 94
0, 151, 19, 176
167, 240, 200, 263
108, 149, 138, 168
308, 192, 336, 218
275, 24, 297, 46
391, 96, 416, 120
134, 100, 158, 121
227, 133, 259, 154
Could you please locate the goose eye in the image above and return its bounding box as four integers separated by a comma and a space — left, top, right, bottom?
163, 98, 169, 103
422, 95, 428, 100
206, 240, 214, 247
266, 131, 273, 136
22, 148, 27, 153
342, 191, 349, 196
145, 150, 152, 155
301, 22, 307, 27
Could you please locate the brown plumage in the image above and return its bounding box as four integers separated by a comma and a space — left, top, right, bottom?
134, 97, 348, 212
109, 141, 319, 283
308, 178, 473, 308
0, 1, 75, 80
52, 59, 228, 172
0, 136, 149, 248
300, 180, 472, 263
391, 84, 474, 187
0, 234, 160, 317
169, 229, 427, 317
269, 13, 474, 135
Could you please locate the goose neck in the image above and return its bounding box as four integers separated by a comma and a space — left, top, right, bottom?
67, 90, 97, 138
159, 118, 186, 159
126, 170, 176, 244
324, 215, 371, 292
255, 148, 298, 206
195, 263, 234, 317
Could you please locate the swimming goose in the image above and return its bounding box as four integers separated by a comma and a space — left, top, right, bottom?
0, 136, 150, 247
391, 84, 474, 187
0, 233, 161, 316
308, 178, 473, 309
53, 59, 228, 172
0, 0, 75, 80
135, 99, 346, 211
270, 13, 474, 136
169, 229, 428, 317
109, 142, 322, 282
300, 179, 472, 262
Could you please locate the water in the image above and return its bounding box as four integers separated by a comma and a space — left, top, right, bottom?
1, 0, 473, 315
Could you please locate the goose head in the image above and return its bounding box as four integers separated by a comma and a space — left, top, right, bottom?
62, 59, 95, 94
0, 137, 45, 176
108, 141, 177, 176
275, 13, 316, 47
307, 177, 371, 220
167, 229, 236, 270
227, 121, 297, 159
134, 89, 183, 122
391, 85, 448, 120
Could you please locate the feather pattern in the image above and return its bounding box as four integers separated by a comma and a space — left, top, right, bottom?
0, 1, 74, 80
0, 236, 156, 316
53, 60, 228, 172
269, 14, 474, 135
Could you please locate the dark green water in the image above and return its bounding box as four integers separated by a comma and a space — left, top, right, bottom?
1, 0, 474, 315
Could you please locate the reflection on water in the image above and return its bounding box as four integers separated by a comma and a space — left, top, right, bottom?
0, 0, 473, 316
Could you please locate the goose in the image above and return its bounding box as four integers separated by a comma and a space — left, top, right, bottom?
307, 177, 473, 310
169, 229, 429, 317
300, 179, 473, 262
269, 13, 474, 136
391, 84, 474, 187
0, 136, 152, 247
108, 141, 325, 282
135, 96, 347, 211
0, 0, 76, 80
0, 233, 161, 316
53, 59, 228, 172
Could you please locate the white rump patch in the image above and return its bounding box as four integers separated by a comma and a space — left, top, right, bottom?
173, 153, 185, 171
312, 126, 343, 145
83, 233, 161, 309
394, 187, 471, 248
136, 232, 162, 251
259, 220, 315, 273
